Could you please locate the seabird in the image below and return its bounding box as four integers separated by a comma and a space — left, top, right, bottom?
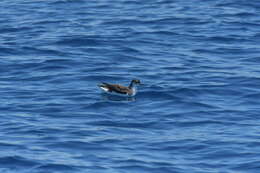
98, 79, 141, 96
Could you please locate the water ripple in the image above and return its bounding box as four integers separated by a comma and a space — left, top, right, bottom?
1, 0, 260, 172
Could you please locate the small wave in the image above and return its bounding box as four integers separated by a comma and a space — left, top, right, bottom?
79, 75, 123, 82
0, 156, 38, 168
49, 0, 85, 5
232, 160, 260, 172
139, 90, 175, 100
89, 120, 157, 129
55, 37, 102, 47
205, 36, 250, 43
36, 65, 68, 72
43, 59, 79, 65
101, 19, 145, 26
32, 163, 79, 172
242, 92, 260, 99
21, 46, 66, 56
0, 47, 20, 55
34, 19, 68, 25
175, 120, 239, 127
46, 140, 111, 152
0, 26, 31, 34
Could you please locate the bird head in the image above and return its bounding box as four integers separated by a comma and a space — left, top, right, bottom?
132, 79, 141, 85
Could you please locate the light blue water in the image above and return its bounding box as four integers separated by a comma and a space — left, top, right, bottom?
1, 0, 260, 172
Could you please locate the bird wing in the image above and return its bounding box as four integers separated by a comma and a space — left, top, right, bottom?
102, 83, 130, 94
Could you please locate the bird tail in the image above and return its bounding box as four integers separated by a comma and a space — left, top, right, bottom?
98, 82, 109, 87
98, 83, 110, 92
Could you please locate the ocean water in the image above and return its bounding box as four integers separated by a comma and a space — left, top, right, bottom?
1, 0, 260, 172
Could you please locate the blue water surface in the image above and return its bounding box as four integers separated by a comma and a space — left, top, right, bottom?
1, 0, 260, 172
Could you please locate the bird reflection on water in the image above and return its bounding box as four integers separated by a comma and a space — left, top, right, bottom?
101, 93, 136, 102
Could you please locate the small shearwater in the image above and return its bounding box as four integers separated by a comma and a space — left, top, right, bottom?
98, 79, 141, 96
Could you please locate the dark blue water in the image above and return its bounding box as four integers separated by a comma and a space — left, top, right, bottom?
1, 0, 260, 172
